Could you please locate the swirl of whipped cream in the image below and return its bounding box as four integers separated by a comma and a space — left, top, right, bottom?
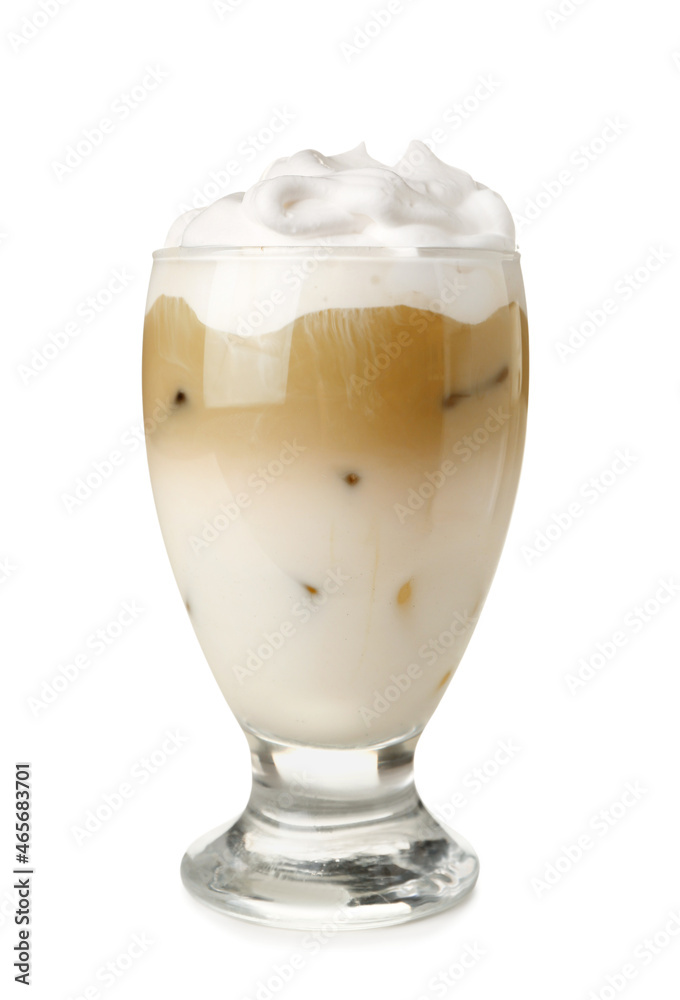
165, 141, 516, 251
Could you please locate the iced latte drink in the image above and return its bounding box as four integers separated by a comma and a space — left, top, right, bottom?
143, 142, 528, 927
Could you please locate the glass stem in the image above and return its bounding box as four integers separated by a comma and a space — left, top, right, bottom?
243, 729, 425, 834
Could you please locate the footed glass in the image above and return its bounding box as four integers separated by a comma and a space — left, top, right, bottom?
143, 247, 528, 929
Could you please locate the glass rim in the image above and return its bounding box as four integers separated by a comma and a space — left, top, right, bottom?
152, 245, 520, 262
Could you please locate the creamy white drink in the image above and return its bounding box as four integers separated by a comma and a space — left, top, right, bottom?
143, 142, 527, 748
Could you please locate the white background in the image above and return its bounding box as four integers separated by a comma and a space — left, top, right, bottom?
2, 0, 680, 997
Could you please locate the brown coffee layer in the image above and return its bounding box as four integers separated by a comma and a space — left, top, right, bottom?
143, 295, 522, 466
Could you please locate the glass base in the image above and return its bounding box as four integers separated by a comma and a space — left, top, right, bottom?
180, 731, 479, 930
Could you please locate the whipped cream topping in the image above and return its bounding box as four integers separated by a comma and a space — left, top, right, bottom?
164, 141, 516, 251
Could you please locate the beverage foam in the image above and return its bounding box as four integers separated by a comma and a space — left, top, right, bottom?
149, 142, 519, 335
164, 141, 515, 251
